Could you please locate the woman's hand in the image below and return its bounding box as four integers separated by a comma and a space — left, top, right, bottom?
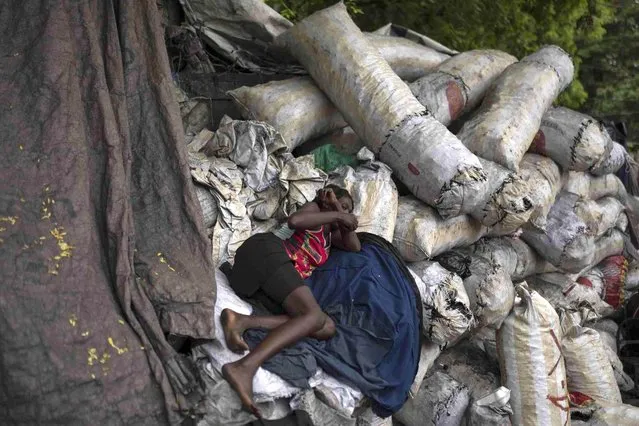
336, 212, 358, 231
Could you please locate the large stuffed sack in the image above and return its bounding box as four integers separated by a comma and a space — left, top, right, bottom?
228, 77, 347, 151
577, 268, 606, 299
329, 153, 398, 241
436, 250, 515, 329
586, 229, 629, 275
277, 3, 487, 217
518, 154, 562, 230
529, 106, 613, 171
561, 324, 622, 404
575, 196, 626, 238
458, 46, 574, 171
456, 253, 515, 329
521, 191, 596, 272
394, 196, 488, 262
366, 33, 450, 81
304, 127, 364, 157
602, 344, 636, 392
563, 172, 629, 204
409, 261, 474, 346
471, 159, 534, 235
527, 273, 614, 318
497, 284, 570, 426
395, 371, 470, 426
626, 261, 639, 291
409, 50, 517, 125
590, 404, 639, 426
591, 142, 628, 176
466, 237, 557, 281
430, 341, 513, 425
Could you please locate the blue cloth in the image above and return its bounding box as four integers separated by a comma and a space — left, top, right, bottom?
243, 241, 421, 417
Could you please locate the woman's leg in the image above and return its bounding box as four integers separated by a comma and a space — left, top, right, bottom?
221, 308, 336, 353
222, 286, 333, 417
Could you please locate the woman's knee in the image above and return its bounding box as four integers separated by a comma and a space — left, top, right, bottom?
314, 315, 336, 340
305, 308, 327, 333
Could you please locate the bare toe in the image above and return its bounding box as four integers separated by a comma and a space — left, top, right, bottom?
222, 362, 260, 417
221, 309, 249, 354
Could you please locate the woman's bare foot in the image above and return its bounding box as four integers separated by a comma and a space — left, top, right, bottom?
221, 309, 249, 354
222, 361, 261, 418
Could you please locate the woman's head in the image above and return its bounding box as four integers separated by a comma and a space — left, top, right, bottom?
316, 184, 354, 213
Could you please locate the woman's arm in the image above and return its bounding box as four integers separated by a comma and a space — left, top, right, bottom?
287, 202, 356, 231
331, 227, 361, 252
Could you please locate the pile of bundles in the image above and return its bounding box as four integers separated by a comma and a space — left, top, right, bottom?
181, 2, 639, 425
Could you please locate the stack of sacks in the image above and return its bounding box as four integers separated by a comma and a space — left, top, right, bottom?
227, 33, 449, 152
276, 3, 488, 218
187, 116, 327, 266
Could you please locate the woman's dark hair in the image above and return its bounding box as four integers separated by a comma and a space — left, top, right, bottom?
315, 184, 354, 211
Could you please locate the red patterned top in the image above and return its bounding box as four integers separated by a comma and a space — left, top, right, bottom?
282, 226, 332, 279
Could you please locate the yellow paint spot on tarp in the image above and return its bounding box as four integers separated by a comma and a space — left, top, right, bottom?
19, 144, 23, 151
107, 337, 128, 355
91, 374, 96, 380
118, 319, 125, 325
99, 352, 110, 364
87, 348, 98, 366
47, 226, 73, 275
69, 314, 78, 327
157, 252, 177, 272
0, 216, 18, 225
81, 331, 90, 337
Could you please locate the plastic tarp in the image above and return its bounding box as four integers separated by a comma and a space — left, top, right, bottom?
1, 1, 216, 424
179, 0, 301, 73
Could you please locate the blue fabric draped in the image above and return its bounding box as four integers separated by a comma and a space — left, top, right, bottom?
244, 240, 421, 417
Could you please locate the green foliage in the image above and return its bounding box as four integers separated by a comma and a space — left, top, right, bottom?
265, 0, 362, 22
579, 1, 639, 145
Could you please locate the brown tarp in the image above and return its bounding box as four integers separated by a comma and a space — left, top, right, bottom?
0, 0, 216, 424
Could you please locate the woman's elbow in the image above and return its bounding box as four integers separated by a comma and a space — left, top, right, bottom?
287, 215, 300, 229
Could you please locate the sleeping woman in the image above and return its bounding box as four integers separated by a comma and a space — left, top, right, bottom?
221, 184, 361, 416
